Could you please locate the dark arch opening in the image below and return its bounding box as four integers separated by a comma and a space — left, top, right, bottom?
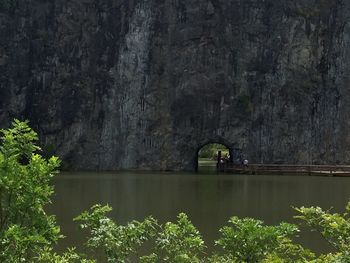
196, 143, 231, 173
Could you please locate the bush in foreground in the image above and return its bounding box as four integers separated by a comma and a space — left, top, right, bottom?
0, 120, 92, 262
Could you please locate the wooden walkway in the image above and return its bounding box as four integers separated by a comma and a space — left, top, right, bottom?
220, 164, 350, 177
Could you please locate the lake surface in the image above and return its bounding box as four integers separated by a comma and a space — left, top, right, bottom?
47, 169, 350, 257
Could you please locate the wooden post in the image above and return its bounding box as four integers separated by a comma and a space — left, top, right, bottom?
229, 148, 234, 163
217, 151, 222, 171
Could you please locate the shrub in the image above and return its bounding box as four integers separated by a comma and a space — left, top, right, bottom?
215, 217, 312, 263
295, 201, 350, 261
75, 204, 157, 263
0, 120, 61, 262
143, 213, 206, 263
0, 120, 91, 263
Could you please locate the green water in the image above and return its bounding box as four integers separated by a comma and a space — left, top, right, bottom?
47, 170, 350, 257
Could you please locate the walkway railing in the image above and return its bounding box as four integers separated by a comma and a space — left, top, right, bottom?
219, 163, 350, 176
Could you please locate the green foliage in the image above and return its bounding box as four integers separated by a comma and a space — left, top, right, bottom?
312, 252, 350, 263
295, 202, 350, 261
75, 204, 157, 263
215, 217, 302, 263
262, 239, 315, 263
199, 144, 228, 159
0, 120, 61, 262
77, 206, 310, 263
205, 254, 237, 263
0, 0, 16, 11
0, 120, 91, 263
35, 247, 95, 263
142, 213, 206, 263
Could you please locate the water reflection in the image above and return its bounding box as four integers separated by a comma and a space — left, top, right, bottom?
47, 171, 350, 256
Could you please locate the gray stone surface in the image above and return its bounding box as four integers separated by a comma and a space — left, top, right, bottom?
1, 0, 350, 170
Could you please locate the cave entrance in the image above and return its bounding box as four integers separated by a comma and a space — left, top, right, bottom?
196, 143, 231, 173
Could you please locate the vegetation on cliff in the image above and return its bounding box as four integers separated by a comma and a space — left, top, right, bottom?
0, 0, 16, 11
198, 144, 229, 159
1, 120, 350, 262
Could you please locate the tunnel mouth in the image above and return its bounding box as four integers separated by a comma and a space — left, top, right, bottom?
196, 143, 230, 173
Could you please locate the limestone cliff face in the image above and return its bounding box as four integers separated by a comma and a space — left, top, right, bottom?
1, 0, 350, 170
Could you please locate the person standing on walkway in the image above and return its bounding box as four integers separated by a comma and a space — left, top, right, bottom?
243, 159, 249, 167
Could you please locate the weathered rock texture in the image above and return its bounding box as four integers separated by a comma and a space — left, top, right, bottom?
1, 0, 350, 170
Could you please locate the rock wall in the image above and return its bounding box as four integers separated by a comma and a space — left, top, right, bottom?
1, 0, 350, 170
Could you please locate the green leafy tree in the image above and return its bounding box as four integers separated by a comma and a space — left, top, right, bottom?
295, 202, 350, 262
205, 254, 237, 263
0, 120, 61, 262
215, 217, 311, 263
0, 120, 92, 263
141, 213, 206, 263
35, 247, 95, 263
75, 204, 157, 263
262, 238, 315, 263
